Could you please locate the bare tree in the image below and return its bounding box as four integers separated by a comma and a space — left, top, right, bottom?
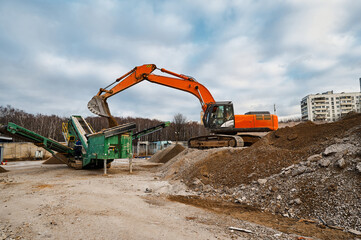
173, 113, 187, 143
0, 105, 209, 143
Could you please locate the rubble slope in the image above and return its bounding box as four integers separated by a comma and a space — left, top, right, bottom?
156, 113, 361, 231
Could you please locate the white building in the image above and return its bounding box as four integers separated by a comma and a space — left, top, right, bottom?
301, 91, 361, 121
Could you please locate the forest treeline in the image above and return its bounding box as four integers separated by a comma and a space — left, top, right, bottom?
0, 105, 209, 142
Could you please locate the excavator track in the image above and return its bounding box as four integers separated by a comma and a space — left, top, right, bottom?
188, 134, 262, 149
238, 134, 262, 146
188, 135, 244, 149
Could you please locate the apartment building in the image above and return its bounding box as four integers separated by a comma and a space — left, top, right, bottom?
301, 91, 361, 121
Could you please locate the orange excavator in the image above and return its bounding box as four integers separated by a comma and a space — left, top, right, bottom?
87, 64, 278, 148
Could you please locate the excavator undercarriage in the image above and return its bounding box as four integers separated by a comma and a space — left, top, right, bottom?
188, 135, 244, 148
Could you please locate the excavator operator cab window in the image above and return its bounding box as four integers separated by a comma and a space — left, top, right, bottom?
203, 102, 234, 129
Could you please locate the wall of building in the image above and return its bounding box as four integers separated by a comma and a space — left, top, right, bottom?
301, 91, 361, 121
0, 142, 52, 160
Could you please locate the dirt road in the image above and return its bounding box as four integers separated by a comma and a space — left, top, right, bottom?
0, 160, 351, 240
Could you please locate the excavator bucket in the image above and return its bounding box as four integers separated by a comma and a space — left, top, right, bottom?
87, 96, 110, 117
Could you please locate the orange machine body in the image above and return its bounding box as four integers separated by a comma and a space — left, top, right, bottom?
234, 114, 278, 131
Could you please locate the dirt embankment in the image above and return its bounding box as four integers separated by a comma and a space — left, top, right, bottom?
194, 113, 360, 187
156, 113, 361, 233
149, 144, 185, 163
159, 113, 361, 187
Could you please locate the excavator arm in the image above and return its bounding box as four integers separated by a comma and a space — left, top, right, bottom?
88, 64, 215, 126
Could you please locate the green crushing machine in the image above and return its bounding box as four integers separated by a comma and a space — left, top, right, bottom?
0, 115, 169, 169
62, 115, 135, 169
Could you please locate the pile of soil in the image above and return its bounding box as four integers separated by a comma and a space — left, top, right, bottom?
149, 144, 185, 163
156, 147, 223, 180
158, 113, 361, 231
265, 112, 361, 153
43, 153, 68, 164
164, 113, 361, 188
0, 166, 7, 173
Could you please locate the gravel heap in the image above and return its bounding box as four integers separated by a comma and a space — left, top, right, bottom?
157, 113, 361, 232
42, 153, 68, 164
0, 166, 7, 173
149, 144, 185, 163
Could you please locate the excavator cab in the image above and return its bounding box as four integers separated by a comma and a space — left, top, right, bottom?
203, 102, 235, 130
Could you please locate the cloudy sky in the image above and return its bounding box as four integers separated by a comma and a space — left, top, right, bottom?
0, 0, 360, 122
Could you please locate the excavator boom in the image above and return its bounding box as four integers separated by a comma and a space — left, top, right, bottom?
88, 64, 215, 125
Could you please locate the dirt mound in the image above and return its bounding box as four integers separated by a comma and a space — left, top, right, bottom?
158, 114, 361, 231
159, 145, 305, 187
341, 110, 359, 120
169, 113, 361, 188
265, 113, 361, 152
156, 147, 223, 179
43, 153, 68, 164
0, 166, 8, 173
228, 131, 361, 232
182, 146, 305, 187
149, 144, 185, 163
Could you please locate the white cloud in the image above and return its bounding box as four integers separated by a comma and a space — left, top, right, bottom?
0, 0, 360, 121
35, 52, 122, 81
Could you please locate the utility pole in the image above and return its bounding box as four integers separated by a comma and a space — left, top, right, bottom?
273, 104, 276, 115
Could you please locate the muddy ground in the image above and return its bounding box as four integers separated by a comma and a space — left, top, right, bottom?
0, 159, 356, 240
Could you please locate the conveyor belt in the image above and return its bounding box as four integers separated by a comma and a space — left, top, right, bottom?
0, 122, 73, 155
133, 122, 170, 140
